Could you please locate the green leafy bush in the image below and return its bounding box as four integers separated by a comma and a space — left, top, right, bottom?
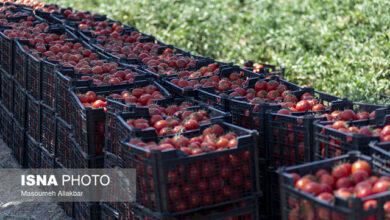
42, 0, 390, 103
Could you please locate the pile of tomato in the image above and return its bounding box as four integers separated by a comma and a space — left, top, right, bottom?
289, 159, 390, 219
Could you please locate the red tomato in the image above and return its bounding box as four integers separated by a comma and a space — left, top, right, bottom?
351, 170, 369, 184
339, 109, 355, 121
332, 121, 347, 129
295, 178, 311, 190
302, 182, 322, 195
85, 91, 97, 102
92, 100, 106, 108
316, 192, 334, 202
150, 115, 163, 125
336, 177, 353, 189
363, 200, 377, 210
332, 163, 351, 179
215, 137, 229, 149
183, 119, 200, 130
351, 160, 371, 175
296, 100, 310, 112
372, 180, 390, 194
154, 120, 167, 131
312, 104, 324, 111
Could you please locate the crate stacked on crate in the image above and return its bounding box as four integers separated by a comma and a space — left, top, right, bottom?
279, 151, 390, 220
264, 88, 342, 218
118, 121, 262, 219
69, 80, 172, 166
55, 62, 148, 124
163, 64, 259, 100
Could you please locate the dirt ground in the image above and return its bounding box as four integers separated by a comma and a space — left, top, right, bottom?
0, 139, 70, 220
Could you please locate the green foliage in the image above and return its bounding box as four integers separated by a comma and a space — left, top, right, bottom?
42, 0, 390, 104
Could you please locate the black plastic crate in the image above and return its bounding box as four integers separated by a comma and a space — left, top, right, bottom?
70, 80, 171, 156
41, 103, 57, 155
243, 61, 285, 78
13, 80, 27, 126
56, 69, 88, 124
56, 117, 73, 168
128, 194, 261, 220
1, 68, 14, 112
228, 77, 302, 151
279, 151, 390, 220
26, 51, 42, 100
103, 150, 122, 211
197, 87, 232, 112
105, 98, 134, 155
330, 99, 390, 123
119, 122, 260, 214
12, 117, 26, 167
0, 31, 14, 75
105, 78, 172, 113
0, 103, 14, 148
70, 135, 104, 168
161, 77, 211, 98
105, 97, 200, 154
113, 104, 230, 151
14, 40, 28, 88
26, 93, 41, 142
313, 117, 382, 161
26, 134, 41, 168
74, 202, 101, 220
70, 87, 106, 156
266, 89, 342, 168
41, 59, 58, 108
55, 65, 147, 124
369, 141, 390, 174
40, 145, 56, 168
101, 203, 120, 220
59, 202, 74, 219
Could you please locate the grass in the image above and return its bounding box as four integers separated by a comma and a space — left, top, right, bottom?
42, 0, 390, 104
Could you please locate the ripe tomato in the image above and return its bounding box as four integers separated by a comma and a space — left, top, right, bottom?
295, 178, 311, 190
92, 100, 106, 108
363, 200, 377, 210
296, 100, 310, 112
335, 177, 353, 189
183, 119, 200, 130
355, 184, 372, 198
351, 170, 369, 184
316, 192, 334, 202
332, 163, 351, 179
211, 124, 224, 136
131, 88, 143, 98
254, 81, 267, 91
85, 91, 97, 102
302, 182, 322, 195
312, 104, 324, 111
315, 169, 329, 178
351, 160, 371, 175
154, 120, 167, 131
381, 125, 390, 137
228, 138, 237, 148
277, 108, 291, 115
332, 121, 347, 129
215, 137, 229, 149
150, 115, 163, 125
334, 188, 352, 198
266, 80, 279, 91
319, 174, 334, 186
339, 109, 355, 121
372, 180, 390, 194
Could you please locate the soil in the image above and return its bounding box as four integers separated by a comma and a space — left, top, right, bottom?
0, 139, 70, 220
